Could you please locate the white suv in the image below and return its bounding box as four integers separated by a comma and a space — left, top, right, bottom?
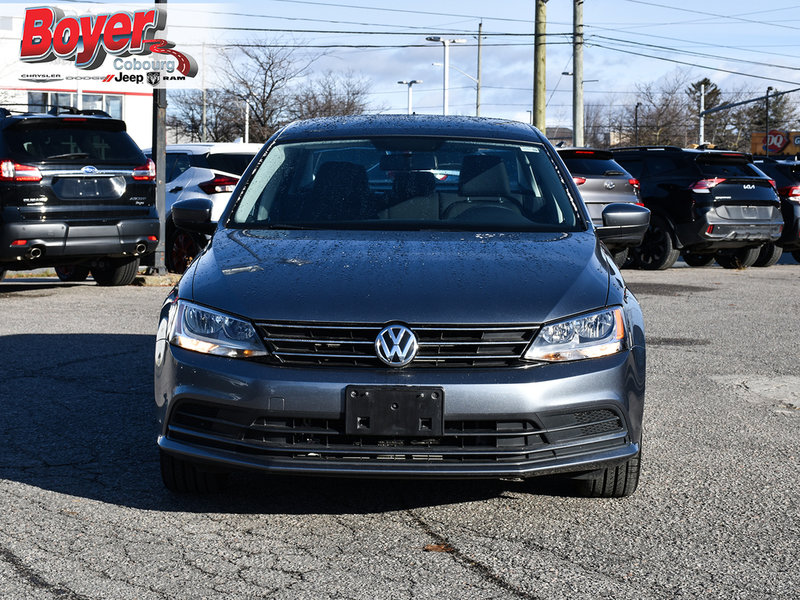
147, 143, 262, 272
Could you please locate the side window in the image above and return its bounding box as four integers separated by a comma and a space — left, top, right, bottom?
616, 157, 643, 178
642, 155, 685, 177
164, 153, 192, 182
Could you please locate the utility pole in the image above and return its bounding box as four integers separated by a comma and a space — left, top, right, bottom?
765, 87, 774, 157
476, 22, 482, 117
533, 0, 548, 132
151, 0, 167, 274
572, 0, 584, 146
699, 84, 705, 146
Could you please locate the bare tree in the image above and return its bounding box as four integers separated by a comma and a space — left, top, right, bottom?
219, 41, 318, 140
288, 70, 372, 121
168, 89, 244, 142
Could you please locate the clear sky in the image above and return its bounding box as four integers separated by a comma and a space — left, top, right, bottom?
5, 1, 800, 128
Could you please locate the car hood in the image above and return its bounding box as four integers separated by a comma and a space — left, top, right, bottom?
182, 229, 611, 324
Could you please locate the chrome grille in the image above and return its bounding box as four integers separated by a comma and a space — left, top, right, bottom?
255, 322, 539, 368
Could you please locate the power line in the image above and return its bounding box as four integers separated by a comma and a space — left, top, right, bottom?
591, 43, 800, 86
263, 0, 537, 24
622, 0, 798, 30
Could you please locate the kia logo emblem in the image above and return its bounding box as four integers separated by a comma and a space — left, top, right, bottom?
375, 324, 418, 367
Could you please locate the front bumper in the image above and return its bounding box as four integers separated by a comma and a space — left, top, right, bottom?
155, 343, 645, 479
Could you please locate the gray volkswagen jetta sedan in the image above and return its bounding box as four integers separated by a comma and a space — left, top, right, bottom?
154, 115, 649, 497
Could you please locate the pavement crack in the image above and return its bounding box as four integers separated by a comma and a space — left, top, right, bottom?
406, 510, 544, 600
0, 545, 92, 600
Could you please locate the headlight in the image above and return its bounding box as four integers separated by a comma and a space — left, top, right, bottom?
524, 307, 626, 362
168, 300, 267, 358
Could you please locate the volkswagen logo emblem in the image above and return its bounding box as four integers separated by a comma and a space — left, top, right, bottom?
375, 324, 418, 367
81, 165, 98, 174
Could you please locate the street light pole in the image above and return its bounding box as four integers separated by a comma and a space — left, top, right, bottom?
426, 36, 466, 115
397, 80, 422, 114
634, 102, 642, 146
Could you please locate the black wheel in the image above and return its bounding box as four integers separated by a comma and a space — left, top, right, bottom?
715, 247, 760, 269
752, 243, 783, 267
631, 215, 679, 270
611, 248, 629, 268
568, 452, 641, 498
166, 227, 204, 273
160, 450, 228, 493
681, 252, 716, 267
91, 257, 140, 286
792, 250, 800, 264
55, 264, 91, 282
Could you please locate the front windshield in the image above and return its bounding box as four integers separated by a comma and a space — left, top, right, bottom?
229, 137, 582, 232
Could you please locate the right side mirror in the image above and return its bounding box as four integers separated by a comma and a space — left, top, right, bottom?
596, 203, 650, 248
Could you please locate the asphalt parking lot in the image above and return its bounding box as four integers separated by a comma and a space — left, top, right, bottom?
1, 262, 798, 600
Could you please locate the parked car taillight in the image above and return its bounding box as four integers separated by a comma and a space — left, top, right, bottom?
132, 158, 156, 181
0, 160, 42, 182
628, 178, 640, 192
778, 184, 800, 200
198, 174, 239, 195
690, 177, 726, 193
572, 176, 586, 186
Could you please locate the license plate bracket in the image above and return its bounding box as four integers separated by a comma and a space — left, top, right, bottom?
345, 386, 444, 437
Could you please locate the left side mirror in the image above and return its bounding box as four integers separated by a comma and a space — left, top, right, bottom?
171, 198, 216, 235
596, 203, 650, 248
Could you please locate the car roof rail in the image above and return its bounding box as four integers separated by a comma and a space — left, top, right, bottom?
46, 106, 112, 118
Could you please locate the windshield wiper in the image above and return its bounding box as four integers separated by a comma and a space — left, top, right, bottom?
45, 152, 90, 160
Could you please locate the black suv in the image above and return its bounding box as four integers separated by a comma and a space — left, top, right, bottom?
0, 108, 158, 285
612, 146, 782, 269
752, 157, 800, 265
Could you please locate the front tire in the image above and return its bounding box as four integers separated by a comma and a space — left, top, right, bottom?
160, 450, 228, 493
752, 243, 782, 267
715, 247, 759, 269
611, 248, 629, 269
55, 264, 90, 282
682, 251, 716, 267
569, 453, 641, 498
792, 250, 800, 264
631, 215, 679, 270
91, 257, 140, 286
166, 226, 205, 273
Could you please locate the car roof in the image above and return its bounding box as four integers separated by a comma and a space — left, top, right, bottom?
0, 110, 125, 131
612, 145, 752, 160
156, 142, 263, 154
273, 114, 547, 144
142, 142, 264, 155
557, 148, 614, 160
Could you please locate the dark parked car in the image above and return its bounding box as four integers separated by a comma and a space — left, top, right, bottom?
612, 146, 783, 269
557, 148, 641, 266
752, 157, 800, 265
0, 107, 158, 285
154, 115, 650, 498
